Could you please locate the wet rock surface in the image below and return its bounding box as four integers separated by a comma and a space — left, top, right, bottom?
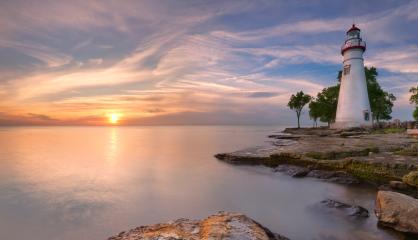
273, 166, 361, 184
273, 165, 309, 177
319, 199, 370, 218
389, 181, 408, 190
108, 212, 289, 240
375, 191, 418, 234
268, 134, 301, 140
306, 170, 360, 184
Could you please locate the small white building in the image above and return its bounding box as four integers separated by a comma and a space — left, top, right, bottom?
333, 24, 372, 129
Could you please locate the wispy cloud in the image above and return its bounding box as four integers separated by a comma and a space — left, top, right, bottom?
0, 39, 72, 68
0, 0, 417, 125
367, 45, 418, 73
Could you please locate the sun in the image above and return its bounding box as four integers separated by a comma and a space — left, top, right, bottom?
108, 113, 120, 125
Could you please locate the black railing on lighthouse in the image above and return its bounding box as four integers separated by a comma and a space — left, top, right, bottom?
341, 40, 366, 54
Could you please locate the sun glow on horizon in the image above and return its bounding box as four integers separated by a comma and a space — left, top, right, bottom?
108, 113, 121, 125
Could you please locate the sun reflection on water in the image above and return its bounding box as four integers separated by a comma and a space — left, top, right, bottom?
106, 127, 119, 165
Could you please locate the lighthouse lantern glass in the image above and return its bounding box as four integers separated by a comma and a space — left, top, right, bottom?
348, 30, 359, 39
348, 31, 358, 38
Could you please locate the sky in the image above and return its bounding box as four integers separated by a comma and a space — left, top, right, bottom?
0, 0, 417, 126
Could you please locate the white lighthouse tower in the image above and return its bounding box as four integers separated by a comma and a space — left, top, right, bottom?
333, 24, 372, 129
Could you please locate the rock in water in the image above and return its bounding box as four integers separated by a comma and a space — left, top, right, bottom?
389, 181, 408, 190
274, 165, 309, 177
375, 191, 418, 234
108, 212, 289, 240
306, 170, 360, 184
320, 199, 369, 218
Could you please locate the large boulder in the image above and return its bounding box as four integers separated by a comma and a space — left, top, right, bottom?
375, 191, 418, 233
108, 212, 289, 240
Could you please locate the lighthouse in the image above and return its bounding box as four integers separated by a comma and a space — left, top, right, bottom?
333, 24, 372, 129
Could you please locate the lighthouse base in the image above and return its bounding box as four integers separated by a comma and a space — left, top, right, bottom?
331, 121, 373, 129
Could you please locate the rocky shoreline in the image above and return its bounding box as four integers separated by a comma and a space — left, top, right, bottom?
214, 127, 418, 236
215, 128, 418, 192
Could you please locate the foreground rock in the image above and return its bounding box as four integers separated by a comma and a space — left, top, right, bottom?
319, 199, 369, 218
375, 191, 418, 234
108, 212, 289, 240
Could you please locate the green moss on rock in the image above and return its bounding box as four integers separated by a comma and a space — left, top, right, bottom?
305, 147, 379, 160
402, 171, 418, 188
344, 161, 401, 184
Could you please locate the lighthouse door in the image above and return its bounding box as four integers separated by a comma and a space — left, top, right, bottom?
363, 110, 370, 121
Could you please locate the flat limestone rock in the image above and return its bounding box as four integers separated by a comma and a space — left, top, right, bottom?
217, 131, 418, 165
108, 212, 289, 240
375, 191, 418, 234
215, 131, 418, 186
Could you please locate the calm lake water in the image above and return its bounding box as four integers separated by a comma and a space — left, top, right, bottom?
0, 126, 402, 240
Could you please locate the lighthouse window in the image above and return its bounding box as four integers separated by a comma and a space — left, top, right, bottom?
343, 65, 351, 75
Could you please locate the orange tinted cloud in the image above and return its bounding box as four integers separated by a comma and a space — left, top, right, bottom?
1, 0, 417, 125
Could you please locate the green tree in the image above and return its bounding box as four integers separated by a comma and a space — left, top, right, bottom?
365, 67, 396, 122
313, 85, 340, 126
410, 86, 418, 105
370, 90, 396, 122
337, 66, 396, 122
288, 91, 312, 128
308, 100, 321, 128
410, 86, 418, 121
413, 108, 418, 121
